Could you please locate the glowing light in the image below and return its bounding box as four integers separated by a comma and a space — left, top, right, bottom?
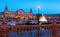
37, 5, 40, 8
39, 14, 47, 22
15, 16, 18, 18
30, 16, 33, 18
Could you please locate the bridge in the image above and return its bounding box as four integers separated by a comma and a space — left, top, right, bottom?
0, 17, 60, 37
0, 24, 60, 37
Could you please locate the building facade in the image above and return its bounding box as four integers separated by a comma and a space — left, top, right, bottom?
1, 6, 36, 21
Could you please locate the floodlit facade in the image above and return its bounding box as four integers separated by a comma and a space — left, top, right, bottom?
0, 6, 36, 21
39, 14, 47, 22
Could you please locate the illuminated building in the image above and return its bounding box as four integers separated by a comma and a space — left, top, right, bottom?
2, 6, 35, 21
39, 14, 47, 22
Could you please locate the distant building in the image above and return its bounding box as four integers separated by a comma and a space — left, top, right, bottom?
0, 6, 59, 22
39, 14, 47, 22
0, 6, 36, 21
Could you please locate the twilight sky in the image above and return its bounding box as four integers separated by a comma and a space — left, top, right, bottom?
0, 0, 60, 14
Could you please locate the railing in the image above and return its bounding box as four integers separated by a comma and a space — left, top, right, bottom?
0, 24, 60, 37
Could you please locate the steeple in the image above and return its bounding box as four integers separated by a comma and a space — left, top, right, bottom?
5, 5, 8, 11
30, 8, 32, 13
4, 5, 8, 13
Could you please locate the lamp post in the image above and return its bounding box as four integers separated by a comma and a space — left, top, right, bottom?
37, 5, 40, 37
37, 5, 40, 25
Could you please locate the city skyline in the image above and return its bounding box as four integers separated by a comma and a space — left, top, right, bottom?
0, 0, 60, 14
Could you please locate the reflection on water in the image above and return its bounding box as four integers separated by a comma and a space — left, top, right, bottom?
9, 29, 52, 37
0, 21, 60, 37
0, 20, 60, 25
0, 21, 2, 25
7, 21, 17, 25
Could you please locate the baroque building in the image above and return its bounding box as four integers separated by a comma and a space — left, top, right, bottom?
2, 6, 36, 21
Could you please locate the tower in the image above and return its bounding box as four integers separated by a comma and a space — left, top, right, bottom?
4, 6, 9, 17
5, 6, 8, 10
30, 8, 32, 14
4, 6, 8, 14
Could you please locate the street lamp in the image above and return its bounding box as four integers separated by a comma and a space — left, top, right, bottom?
37, 5, 40, 37
37, 5, 40, 24
37, 5, 40, 9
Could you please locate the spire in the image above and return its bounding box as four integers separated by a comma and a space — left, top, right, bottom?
4, 5, 8, 13
5, 5, 8, 10
30, 8, 32, 13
